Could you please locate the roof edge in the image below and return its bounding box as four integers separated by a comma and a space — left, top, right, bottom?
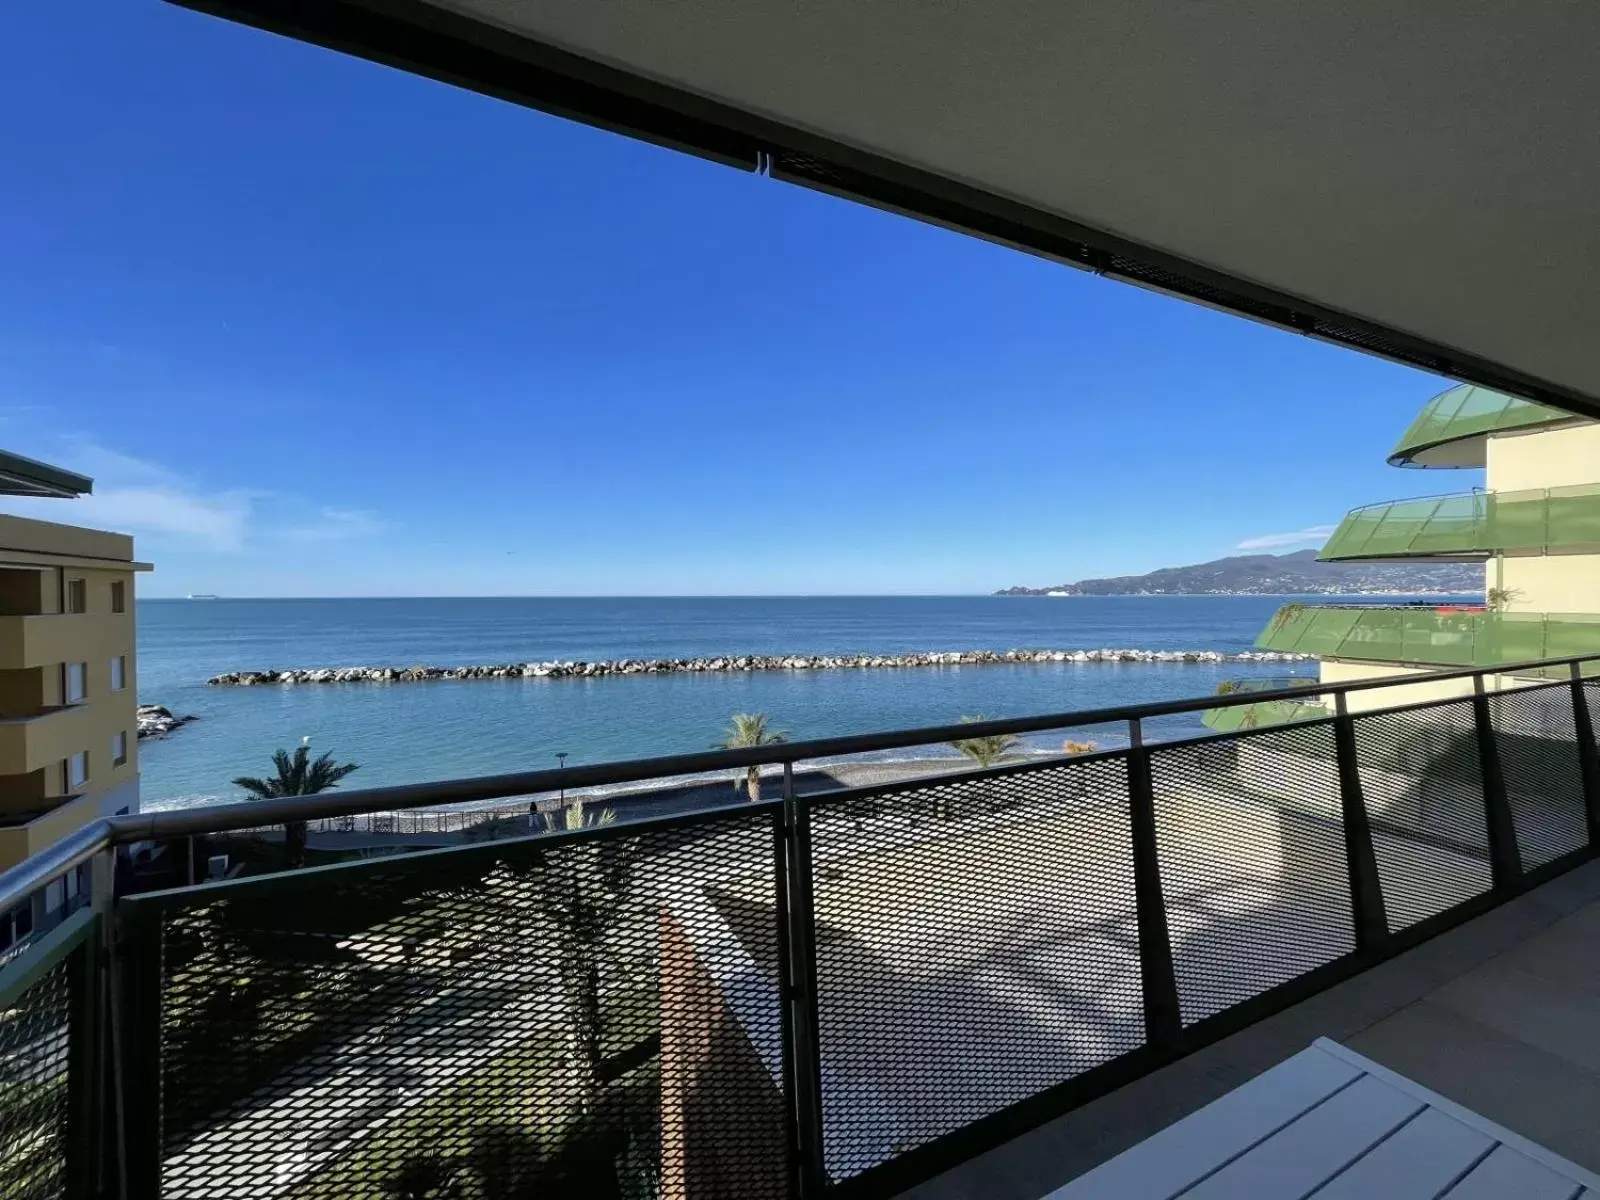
0, 450, 92, 499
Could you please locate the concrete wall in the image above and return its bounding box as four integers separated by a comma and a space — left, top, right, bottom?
1318, 659, 1479, 712
1492, 554, 1600, 614
1478, 420, 1600, 636
1487, 422, 1600, 492
0, 513, 134, 562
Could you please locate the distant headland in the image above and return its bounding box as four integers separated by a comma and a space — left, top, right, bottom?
997, 549, 1481, 597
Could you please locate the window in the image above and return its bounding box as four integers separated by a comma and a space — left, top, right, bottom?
110, 580, 126, 613
64, 578, 86, 614
66, 751, 87, 790
110, 656, 126, 692
111, 730, 128, 767
63, 663, 86, 704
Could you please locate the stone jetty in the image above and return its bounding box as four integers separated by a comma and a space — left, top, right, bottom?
207, 647, 1313, 686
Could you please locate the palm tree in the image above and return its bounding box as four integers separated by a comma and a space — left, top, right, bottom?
716, 713, 787, 802
541, 799, 616, 833
948, 715, 1017, 768
232, 738, 360, 867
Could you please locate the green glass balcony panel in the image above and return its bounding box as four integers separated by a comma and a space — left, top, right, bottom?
1340, 608, 1410, 661
1480, 613, 1546, 664
1258, 605, 1363, 654
1388, 384, 1574, 469
1487, 491, 1549, 551
1258, 605, 1600, 669
1543, 615, 1600, 661
1202, 698, 1327, 732
1321, 483, 1600, 560
1546, 484, 1600, 549
1403, 610, 1480, 665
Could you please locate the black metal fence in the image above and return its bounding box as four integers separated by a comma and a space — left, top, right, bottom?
2, 656, 1599, 1198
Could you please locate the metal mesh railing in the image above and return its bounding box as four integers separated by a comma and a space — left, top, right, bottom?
804, 754, 1140, 1180
4, 652, 1600, 1199
1488, 683, 1589, 871
0, 955, 73, 1200
1153, 724, 1354, 1024
127, 811, 790, 1200
1321, 483, 1600, 561
1350, 700, 1492, 932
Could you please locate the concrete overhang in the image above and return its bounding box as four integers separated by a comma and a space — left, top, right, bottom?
172, 1, 1600, 418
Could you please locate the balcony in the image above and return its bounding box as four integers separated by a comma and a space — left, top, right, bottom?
1202, 677, 1329, 731
2, 654, 1600, 1197
1320, 483, 1600, 561
1388, 384, 1577, 469
0, 704, 93, 776
0, 614, 88, 670
1255, 604, 1600, 668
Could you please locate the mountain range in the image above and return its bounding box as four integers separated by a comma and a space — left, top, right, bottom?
995, 550, 1482, 596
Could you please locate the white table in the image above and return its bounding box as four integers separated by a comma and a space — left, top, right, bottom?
1050, 1038, 1600, 1199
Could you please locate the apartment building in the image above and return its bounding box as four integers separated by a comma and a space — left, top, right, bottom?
0, 451, 149, 877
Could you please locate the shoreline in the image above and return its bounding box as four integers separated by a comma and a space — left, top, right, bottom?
206, 647, 1312, 686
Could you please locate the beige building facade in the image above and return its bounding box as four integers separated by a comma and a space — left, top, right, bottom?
1233, 386, 1600, 721
0, 455, 151, 879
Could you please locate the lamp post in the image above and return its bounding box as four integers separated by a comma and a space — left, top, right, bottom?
557, 751, 568, 805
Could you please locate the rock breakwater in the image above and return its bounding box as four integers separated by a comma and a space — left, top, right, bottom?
207, 647, 1313, 686
138, 704, 198, 738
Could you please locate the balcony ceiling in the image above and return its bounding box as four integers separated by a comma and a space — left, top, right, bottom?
178, 1, 1600, 417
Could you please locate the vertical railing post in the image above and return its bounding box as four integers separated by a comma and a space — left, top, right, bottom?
1126, 718, 1182, 1051
93, 849, 124, 1200
112, 901, 163, 1200
1473, 674, 1522, 890
1332, 694, 1389, 953
1569, 661, 1600, 848
65, 864, 102, 1200
772, 765, 801, 1199
781, 762, 827, 1197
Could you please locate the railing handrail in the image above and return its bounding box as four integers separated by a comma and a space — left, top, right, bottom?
1268, 602, 1486, 611
1338, 479, 1600, 516
1339, 487, 1492, 513
1, 650, 1590, 913
0, 817, 112, 914
92, 650, 1600, 849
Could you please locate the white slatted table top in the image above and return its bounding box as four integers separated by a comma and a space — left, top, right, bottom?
1048, 1038, 1600, 1199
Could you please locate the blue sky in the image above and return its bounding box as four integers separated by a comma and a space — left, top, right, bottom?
0, 1, 1464, 598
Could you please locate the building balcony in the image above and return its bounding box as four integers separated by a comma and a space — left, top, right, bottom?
1387, 384, 1578, 469
0, 614, 89, 670
1255, 604, 1600, 667
0, 791, 93, 868
0, 704, 94, 777
1319, 483, 1600, 561
1201, 677, 1329, 731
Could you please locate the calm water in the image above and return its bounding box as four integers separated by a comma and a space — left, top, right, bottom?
133, 595, 1438, 808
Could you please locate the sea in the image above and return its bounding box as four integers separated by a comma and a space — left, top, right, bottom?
134, 595, 1460, 810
